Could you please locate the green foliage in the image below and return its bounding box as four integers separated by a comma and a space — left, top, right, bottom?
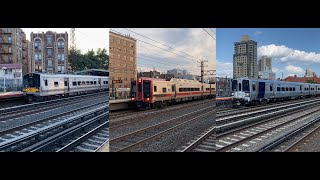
68, 48, 109, 72
306, 80, 316, 84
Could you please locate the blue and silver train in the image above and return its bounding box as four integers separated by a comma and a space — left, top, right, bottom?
231, 78, 320, 105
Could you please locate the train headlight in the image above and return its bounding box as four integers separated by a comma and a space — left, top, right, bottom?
147, 98, 150, 101
231, 92, 234, 96
131, 98, 135, 101
245, 92, 250, 97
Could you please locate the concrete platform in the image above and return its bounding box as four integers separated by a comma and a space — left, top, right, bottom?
216, 97, 232, 101
0, 91, 23, 100
98, 142, 109, 152
110, 99, 131, 111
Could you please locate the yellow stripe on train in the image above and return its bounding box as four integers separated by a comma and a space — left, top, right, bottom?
23, 87, 39, 93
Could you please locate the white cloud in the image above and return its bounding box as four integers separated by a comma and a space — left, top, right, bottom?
216, 60, 233, 78
258, 44, 320, 64
254, 31, 263, 36
285, 65, 304, 74
112, 28, 216, 77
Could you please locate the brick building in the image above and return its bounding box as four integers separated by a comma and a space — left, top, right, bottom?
31, 31, 68, 74
109, 31, 137, 99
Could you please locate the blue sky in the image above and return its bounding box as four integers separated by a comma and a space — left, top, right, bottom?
217, 28, 320, 78
110, 28, 216, 78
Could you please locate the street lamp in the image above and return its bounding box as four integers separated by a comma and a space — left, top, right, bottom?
2, 67, 7, 92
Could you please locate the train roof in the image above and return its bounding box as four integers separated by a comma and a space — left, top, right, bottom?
24, 73, 108, 79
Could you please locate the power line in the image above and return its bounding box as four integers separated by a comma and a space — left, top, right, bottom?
202, 28, 216, 40
123, 28, 202, 61
110, 29, 199, 63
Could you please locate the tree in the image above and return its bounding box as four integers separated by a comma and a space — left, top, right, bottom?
306, 80, 316, 84
68, 48, 109, 72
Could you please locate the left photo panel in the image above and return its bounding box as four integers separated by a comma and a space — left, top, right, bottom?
0, 28, 109, 152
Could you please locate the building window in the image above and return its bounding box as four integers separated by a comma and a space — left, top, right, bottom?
54, 82, 58, 87
130, 43, 134, 47
34, 42, 41, 50
8, 47, 11, 53
57, 41, 64, 48
124, 56, 127, 60
130, 50, 133, 54
118, 54, 120, 59
58, 54, 64, 61
8, 36, 12, 43
130, 57, 133, 61
48, 60, 52, 67
123, 41, 127, 46
117, 39, 120, 44
47, 48, 52, 56
47, 35, 52, 45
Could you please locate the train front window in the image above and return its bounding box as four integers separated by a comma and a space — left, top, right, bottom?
232, 80, 237, 91
23, 74, 40, 88
143, 80, 151, 98
242, 80, 249, 92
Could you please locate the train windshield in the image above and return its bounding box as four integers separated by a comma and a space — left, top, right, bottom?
131, 81, 137, 97
143, 80, 151, 98
23, 74, 40, 88
242, 80, 250, 91
232, 80, 237, 91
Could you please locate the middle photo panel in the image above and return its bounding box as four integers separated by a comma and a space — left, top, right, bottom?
109, 28, 216, 152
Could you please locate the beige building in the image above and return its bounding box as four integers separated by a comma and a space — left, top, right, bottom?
259, 55, 272, 71
0, 28, 32, 75
31, 31, 68, 74
233, 35, 258, 79
109, 31, 137, 99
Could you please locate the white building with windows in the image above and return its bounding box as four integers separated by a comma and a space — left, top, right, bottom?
0, 64, 23, 91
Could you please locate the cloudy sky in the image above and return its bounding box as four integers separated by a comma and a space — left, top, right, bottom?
217, 28, 320, 79
110, 28, 216, 78
22, 28, 109, 53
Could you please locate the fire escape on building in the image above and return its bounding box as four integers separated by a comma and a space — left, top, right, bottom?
0, 28, 13, 64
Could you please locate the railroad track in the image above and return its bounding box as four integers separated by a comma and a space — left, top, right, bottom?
258, 118, 320, 152
110, 99, 214, 129
0, 93, 108, 122
110, 106, 215, 152
0, 91, 107, 114
216, 104, 320, 152
0, 100, 108, 152
216, 98, 320, 130
177, 126, 216, 152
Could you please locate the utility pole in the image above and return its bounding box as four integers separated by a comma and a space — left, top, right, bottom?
197, 59, 208, 83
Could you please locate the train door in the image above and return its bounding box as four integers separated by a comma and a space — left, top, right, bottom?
172, 84, 176, 98
258, 81, 265, 99
64, 78, 69, 94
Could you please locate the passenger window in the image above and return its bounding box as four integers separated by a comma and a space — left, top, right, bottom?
277, 87, 280, 91
163, 88, 166, 93
270, 85, 273, 91
172, 85, 175, 92
65, 81, 68, 86
54, 82, 58, 87
154, 86, 157, 92
73, 82, 77, 86
252, 84, 255, 91
78, 81, 81, 86
45, 80, 48, 86
289, 88, 292, 91
282, 87, 285, 91
286, 87, 288, 91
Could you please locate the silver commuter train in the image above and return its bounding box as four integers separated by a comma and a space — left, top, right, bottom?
22, 73, 108, 102
231, 77, 320, 105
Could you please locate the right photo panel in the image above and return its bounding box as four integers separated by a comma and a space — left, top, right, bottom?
216, 28, 320, 152
109, 28, 216, 152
